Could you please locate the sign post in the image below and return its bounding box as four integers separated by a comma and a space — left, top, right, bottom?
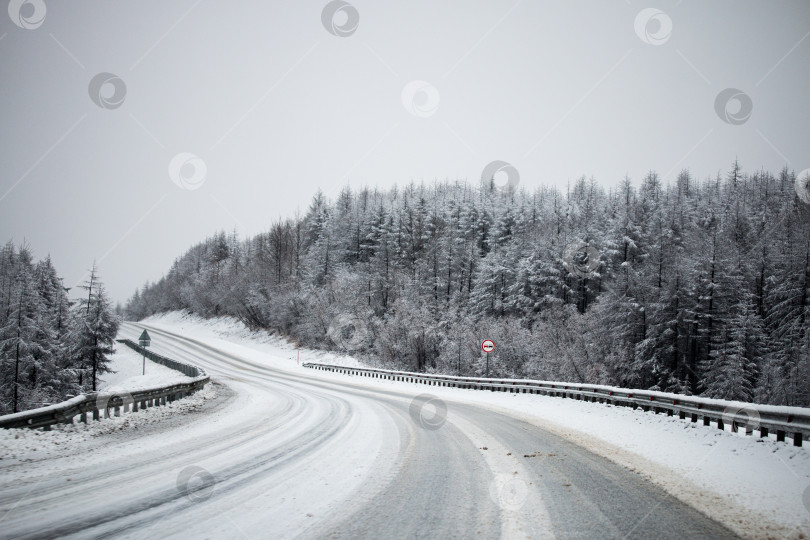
481, 339, 495, 378
138, 330, 151, 375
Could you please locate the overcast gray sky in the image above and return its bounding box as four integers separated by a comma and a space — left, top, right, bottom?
1, 0, 808, 304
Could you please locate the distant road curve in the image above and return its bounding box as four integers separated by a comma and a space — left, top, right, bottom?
0, 322, 736, 539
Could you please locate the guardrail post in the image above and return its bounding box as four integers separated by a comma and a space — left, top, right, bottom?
760, 426, 768, 437
92, 409, 99, 421
104, 407, 110, 419
114, 406, 121, 417
80, 412, 87, 423
703, 416, 710, 426
794, 433, 802, 447
717, 418, 724, 431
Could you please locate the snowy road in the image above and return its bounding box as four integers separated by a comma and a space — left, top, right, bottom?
0, 322, 738, 539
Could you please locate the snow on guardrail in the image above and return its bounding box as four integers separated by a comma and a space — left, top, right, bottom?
303, 362, 810, 447
0, 340, 209, 431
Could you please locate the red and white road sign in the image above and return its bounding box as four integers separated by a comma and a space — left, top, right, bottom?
481, 339, 495, 353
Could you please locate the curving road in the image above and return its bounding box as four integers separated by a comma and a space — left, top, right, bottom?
0, 322, 738, 539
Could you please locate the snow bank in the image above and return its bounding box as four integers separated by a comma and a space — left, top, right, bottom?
140, 311, 810, 539
99, 342, 193, 391
141, 310, 368, 369
0, 383, 219, 464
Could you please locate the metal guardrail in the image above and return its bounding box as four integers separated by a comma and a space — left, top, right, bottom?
0, 341, 209, 431
304, 363, 810, 447
117, 338, 205, 377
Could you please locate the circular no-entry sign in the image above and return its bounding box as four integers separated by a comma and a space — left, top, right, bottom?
482, 339, 495, 353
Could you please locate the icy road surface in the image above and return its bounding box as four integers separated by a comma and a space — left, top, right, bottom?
0, 321, 746, 540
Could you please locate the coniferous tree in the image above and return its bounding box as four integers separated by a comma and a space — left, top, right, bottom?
73, 265, 120, 392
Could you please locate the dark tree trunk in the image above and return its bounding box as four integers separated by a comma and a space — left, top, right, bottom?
92, 335, 98, 391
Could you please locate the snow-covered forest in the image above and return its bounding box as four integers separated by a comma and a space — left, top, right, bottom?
127, 163, 810, 406
0, 246, 119, 413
